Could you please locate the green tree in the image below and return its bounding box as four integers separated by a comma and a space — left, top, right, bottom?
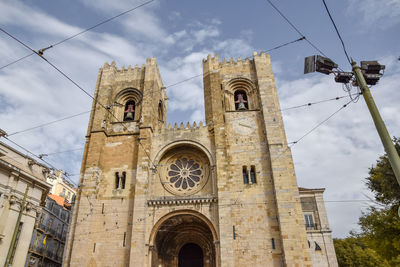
359, 137, 400, 265
333, 237, 390, 267
334, 138, 400, 266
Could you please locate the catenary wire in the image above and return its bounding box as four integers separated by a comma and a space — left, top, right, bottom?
2, 136, 78, 187
265, 0, 328, 58
289, 99, 352, 145
1, 28, 351, 185
165, 36, 306, 88
0, 0, 155, 71
7, 92, 358, 160
7, 110, 91, 136
45, 148, 84, 156
0, 27, 129, 131
0, 52, 35, 71
321, 0, 352, 65
279, 92, 359, 112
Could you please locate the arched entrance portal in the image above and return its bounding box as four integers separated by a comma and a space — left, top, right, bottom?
151, 213, 216, 267
178, 243, 203, 267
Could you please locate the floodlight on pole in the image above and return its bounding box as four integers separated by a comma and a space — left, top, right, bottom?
303, 55, 400, 186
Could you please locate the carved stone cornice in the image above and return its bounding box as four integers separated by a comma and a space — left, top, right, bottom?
147, 196, 217, 206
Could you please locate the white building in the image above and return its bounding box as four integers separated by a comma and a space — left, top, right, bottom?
0, 141, 51, 267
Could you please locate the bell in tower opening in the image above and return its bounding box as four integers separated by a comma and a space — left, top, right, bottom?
234, 90, 248, 110
124, 100, 135, 121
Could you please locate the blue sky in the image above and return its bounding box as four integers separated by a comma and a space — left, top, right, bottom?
0, 0, 399, 238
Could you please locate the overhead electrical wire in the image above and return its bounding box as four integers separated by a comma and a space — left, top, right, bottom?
265, 0, 328, 58
165, 36, 306, 88
289, 99, 352, 145
321, 0, 352, 65
45, 148, 84, 156
0, 27, 129, 132
279, 93, 359, 112
2, 136, 78, 187
7, 110, 90, 136
2, 92, 358, 159
0, 0, 155, 71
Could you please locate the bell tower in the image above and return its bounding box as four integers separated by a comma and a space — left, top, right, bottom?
65, 58, 166, 266
203, 52, 312, 266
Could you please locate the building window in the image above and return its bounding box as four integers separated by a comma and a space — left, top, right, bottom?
242, 166, 249, 184
67, 191, 71, 199
271, 238, 276, 249
123, 100, 135, 121
115, 172, 120, 189
315, 241, 322, 251
250, 165, 256, 183
121, 172, 126, 189
304, 214, 316, 230
115, 172, 126, 189
158, 101, 164, 121
234, 90, 248, 110
61, 188, 66, 197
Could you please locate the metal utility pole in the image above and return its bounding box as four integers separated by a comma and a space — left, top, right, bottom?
352, 60, 400, 185
4, 186, 29, 267
304, 55, 400, 186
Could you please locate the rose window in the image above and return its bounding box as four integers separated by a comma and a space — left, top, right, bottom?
160, 150, 210, 196
168, 158, 202, 190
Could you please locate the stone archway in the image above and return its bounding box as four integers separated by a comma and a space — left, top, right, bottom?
150, 213, 217, 267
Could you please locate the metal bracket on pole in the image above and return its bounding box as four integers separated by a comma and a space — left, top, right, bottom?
352, 60, 400, 186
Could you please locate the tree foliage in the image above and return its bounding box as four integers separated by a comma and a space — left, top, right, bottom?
334, 137, 400, 266
333, 237, 390, 267
359, 137, 400, 264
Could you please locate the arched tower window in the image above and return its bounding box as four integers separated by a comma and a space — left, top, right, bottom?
124, 100, 135, 121
234, 90, 248, 110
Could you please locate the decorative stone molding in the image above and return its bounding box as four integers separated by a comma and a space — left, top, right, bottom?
147, 196, 217, 206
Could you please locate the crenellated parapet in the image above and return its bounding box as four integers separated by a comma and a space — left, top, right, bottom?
202, 51, 269, 73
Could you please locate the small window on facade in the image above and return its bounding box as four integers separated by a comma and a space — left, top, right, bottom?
115, 172, 120, 189
250, 165, 256, 183
115, 172, 126, 189
61, 188, 66, 197
124, 100, 135, 121
234, 90, 248, 110
304, 214, 315, 230
315, 241, 321, 251
308, 240, 311, 248
121, 172, 126, 189
271, 238, 275, 249
158, 101, 163, 121
242, 166, 249, 184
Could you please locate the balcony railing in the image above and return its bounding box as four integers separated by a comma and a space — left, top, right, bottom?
305, 223, 318, 230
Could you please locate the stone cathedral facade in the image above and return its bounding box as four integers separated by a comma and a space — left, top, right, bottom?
64, 52, 337, 267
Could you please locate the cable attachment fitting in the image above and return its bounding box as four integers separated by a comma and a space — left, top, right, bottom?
38, 154, 48, 159
37, 45, 54, 56
0, 128, 8, 137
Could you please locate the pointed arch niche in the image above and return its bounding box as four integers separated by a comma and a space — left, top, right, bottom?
113, 88, 143, 122
223, 78, 258, 111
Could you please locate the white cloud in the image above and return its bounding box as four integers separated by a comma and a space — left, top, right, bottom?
347, 0, 400, 29
0, 1, 81, 40
279, 55, 400, 237
193, 26, 219, 43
